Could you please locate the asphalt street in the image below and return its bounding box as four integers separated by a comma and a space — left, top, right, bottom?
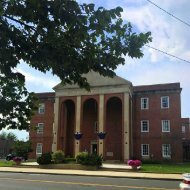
0, 172, 180, 190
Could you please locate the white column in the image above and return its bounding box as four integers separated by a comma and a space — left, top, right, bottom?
52, 96, 59, 152
75, 96, 81, 156
98, 94, 104, 156
130, 97, 133, 158
124, 93, 130, 161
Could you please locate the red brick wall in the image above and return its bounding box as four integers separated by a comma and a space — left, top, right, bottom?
133, 84, 183, 162
105, 96, 122, 160
65, 100, 75, 157
29, 83, 186, 163
181, 118, 190, 140
29, 93, 54, 158
58, 97, 76, 157
80, 96, 99, 153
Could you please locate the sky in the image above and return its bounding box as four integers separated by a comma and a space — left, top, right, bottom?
2, 0, 190, 140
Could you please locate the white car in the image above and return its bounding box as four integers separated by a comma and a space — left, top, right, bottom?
180, 173, 190, 190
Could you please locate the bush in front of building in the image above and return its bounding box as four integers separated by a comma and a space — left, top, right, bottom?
64, 157, 76, 163
37, 152, 52, 165
52, 150, 65, 163
87, 154, 102, 166
76, 152, 88, 165
76, 152, 102, 166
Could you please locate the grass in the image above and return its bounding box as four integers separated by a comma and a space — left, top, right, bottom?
0, 161, 15, 167
141, 163, 190, 174
1, 160, 190, 174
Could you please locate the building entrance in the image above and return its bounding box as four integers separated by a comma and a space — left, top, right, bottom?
91, 141, 97, 154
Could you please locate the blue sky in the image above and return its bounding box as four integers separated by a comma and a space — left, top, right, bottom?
2, 0, 190, 140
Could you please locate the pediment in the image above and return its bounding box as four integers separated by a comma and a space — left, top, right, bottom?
53, 72, 132, 91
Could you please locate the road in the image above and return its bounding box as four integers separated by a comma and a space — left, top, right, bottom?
0, 172, 180, 190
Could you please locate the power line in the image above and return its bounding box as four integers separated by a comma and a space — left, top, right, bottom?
146, 0, 190, 28
144, 1, 190, 63
145, 44, 190, 64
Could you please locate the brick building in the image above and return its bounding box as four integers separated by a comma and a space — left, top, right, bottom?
29, 72, 190, 162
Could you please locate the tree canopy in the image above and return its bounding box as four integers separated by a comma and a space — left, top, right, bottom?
0, 131, 17, 141
0, 0, 151, 131
12, 140, 33, 160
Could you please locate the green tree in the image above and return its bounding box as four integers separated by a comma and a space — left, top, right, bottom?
0, 0, 151, 131
6, 132, 17, 141
0, 131, 17, 141
0, 132, 7, 140
12, 140, 33, 160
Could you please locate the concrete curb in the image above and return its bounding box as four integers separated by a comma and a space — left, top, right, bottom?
0, 167, 182, 181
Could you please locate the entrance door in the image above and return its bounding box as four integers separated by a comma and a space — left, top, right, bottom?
91, 141, 97, 154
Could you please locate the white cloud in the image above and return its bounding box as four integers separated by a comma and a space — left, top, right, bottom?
17, 63, 60, 92
121, 0, 190, 64
18, 68, 59, 90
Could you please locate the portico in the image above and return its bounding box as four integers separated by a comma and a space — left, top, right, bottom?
52, 72, 132, 161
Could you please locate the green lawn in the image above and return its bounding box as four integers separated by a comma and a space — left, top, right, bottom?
141, 163, 190, 174
1, 160, 190, 174
0, 161, 15, 167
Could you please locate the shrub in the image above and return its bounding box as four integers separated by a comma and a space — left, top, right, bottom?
37, 152, 52, 165
128, 159, 142, 167
76, 152, 88, 165
64, 157, 76, 163
52, 150, 65, 163
13, 157, 22, 165
13, 157, 22, 162
87, 154, 102, 166
76, 152, 102, 166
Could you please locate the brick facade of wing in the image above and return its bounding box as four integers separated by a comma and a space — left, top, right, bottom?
29, 73, 190, 162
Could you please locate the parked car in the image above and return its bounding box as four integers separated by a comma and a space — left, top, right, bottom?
179, 173, 190, 190
6, 153, 16, 161
6, 153, 28, 161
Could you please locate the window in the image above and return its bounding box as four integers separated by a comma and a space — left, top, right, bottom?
162, 144, 171, 158
141, 98, 149, 109
38, 103, 45, 114
182, 126, 186, 133
36, 143, 42, 155
162, 120, 170, 132
141, 144, 149, 156
37, 123, 44, 134
141, 120, 149, 132
161, 96, 169, 109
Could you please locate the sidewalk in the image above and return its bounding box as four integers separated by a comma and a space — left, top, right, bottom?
0, 163, 183, 181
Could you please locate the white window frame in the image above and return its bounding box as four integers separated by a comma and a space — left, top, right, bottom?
38, 103, 45, 114
141, 120, 149, 132
162, 144, 171, 158
36, 143, 42, 155
182, 126, 186, 133
162, 120, 170, 132
161, 96, 169, 109
141, 144, 149, 156
37, 123, 44, 134
141, 98, 149, 110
